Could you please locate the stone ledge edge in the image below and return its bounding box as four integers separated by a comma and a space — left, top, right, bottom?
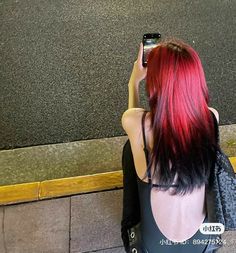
0, 171, 123, 206
0, 157, 235, 206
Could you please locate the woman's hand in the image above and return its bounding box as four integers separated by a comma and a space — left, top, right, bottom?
127, 43, 147, 109
129, 43, 147, 85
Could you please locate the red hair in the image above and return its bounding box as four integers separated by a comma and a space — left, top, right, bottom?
145, 39, 217, 195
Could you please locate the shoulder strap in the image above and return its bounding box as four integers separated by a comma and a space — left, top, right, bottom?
141, 111, 148, 152
141, 111, 180, 187
141, 111, 151, 182
210, 111, 220, 144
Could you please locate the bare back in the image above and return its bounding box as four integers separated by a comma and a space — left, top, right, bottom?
128, 111, 207, 242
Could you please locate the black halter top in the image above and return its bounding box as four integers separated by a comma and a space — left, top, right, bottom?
135, 110, 218, 252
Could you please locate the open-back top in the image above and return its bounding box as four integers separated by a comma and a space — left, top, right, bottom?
134, 110, 219, 252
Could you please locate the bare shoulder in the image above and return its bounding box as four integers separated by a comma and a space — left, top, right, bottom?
121, 108, 145, 135
208, 107, 219, 124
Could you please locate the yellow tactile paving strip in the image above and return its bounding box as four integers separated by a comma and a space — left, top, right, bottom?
0, 158, 235, 206
0, 171, 123, 205
39, 170, 123, 199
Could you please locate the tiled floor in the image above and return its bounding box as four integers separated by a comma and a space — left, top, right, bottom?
0, 189, 235, 253
1, 198, 70, 253
70, 190, 123, 252
0, 190, 124, 253
86, 247, 125, 253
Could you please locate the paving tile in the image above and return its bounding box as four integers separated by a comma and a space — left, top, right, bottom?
71, 189, 123, 252
88, 246, 126, 253
218, 231, 236, 253
4, 198, 70, 253
0, 207, 6, 253
80, 231, 236, 253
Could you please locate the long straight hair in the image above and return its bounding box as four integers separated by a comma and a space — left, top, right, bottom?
146, 39, 217, 195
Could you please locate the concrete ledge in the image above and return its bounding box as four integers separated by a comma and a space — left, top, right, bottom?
0, 126, 235, 206
0, 124, 235, 187
0, 136, 127, 186
0, 158, 235, 206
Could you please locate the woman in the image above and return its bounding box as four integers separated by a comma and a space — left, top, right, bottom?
121, 39, 222, 253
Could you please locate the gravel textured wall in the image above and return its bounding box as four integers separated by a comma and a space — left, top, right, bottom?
1, 0, 235, 149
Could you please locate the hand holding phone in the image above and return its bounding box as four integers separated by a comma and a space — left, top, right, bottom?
129, 43, 147, 84
142, 33, 161, 67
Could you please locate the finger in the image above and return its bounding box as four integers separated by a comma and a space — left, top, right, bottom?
137, 42, 143, 65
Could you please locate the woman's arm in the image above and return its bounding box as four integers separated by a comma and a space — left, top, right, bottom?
127, 43, 147, 109
122, 44, 147, 134
128, 78, 140, 109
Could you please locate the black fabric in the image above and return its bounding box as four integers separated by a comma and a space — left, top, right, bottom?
120, 110, 230, 252
127, 222, 148, 253
121, 140, 141, 252
121, 141, 223, 253
136, 177, 214, 253
141, 110, 151, 183
205, 112, 236, 230
141, 111, 149, 168
211, 111, 219, 144
206, 149, 236, 230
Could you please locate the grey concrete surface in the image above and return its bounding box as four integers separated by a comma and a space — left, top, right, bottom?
219, 124, 236, 157
70, 190, 123, 252
3, 198, 70, 253
0, 207, 5, 253
1, 123, 235, 186
0, 0, 236, 150
0, 136, 127, 186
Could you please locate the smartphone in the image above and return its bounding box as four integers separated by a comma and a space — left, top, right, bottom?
142, 33, 161, 67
